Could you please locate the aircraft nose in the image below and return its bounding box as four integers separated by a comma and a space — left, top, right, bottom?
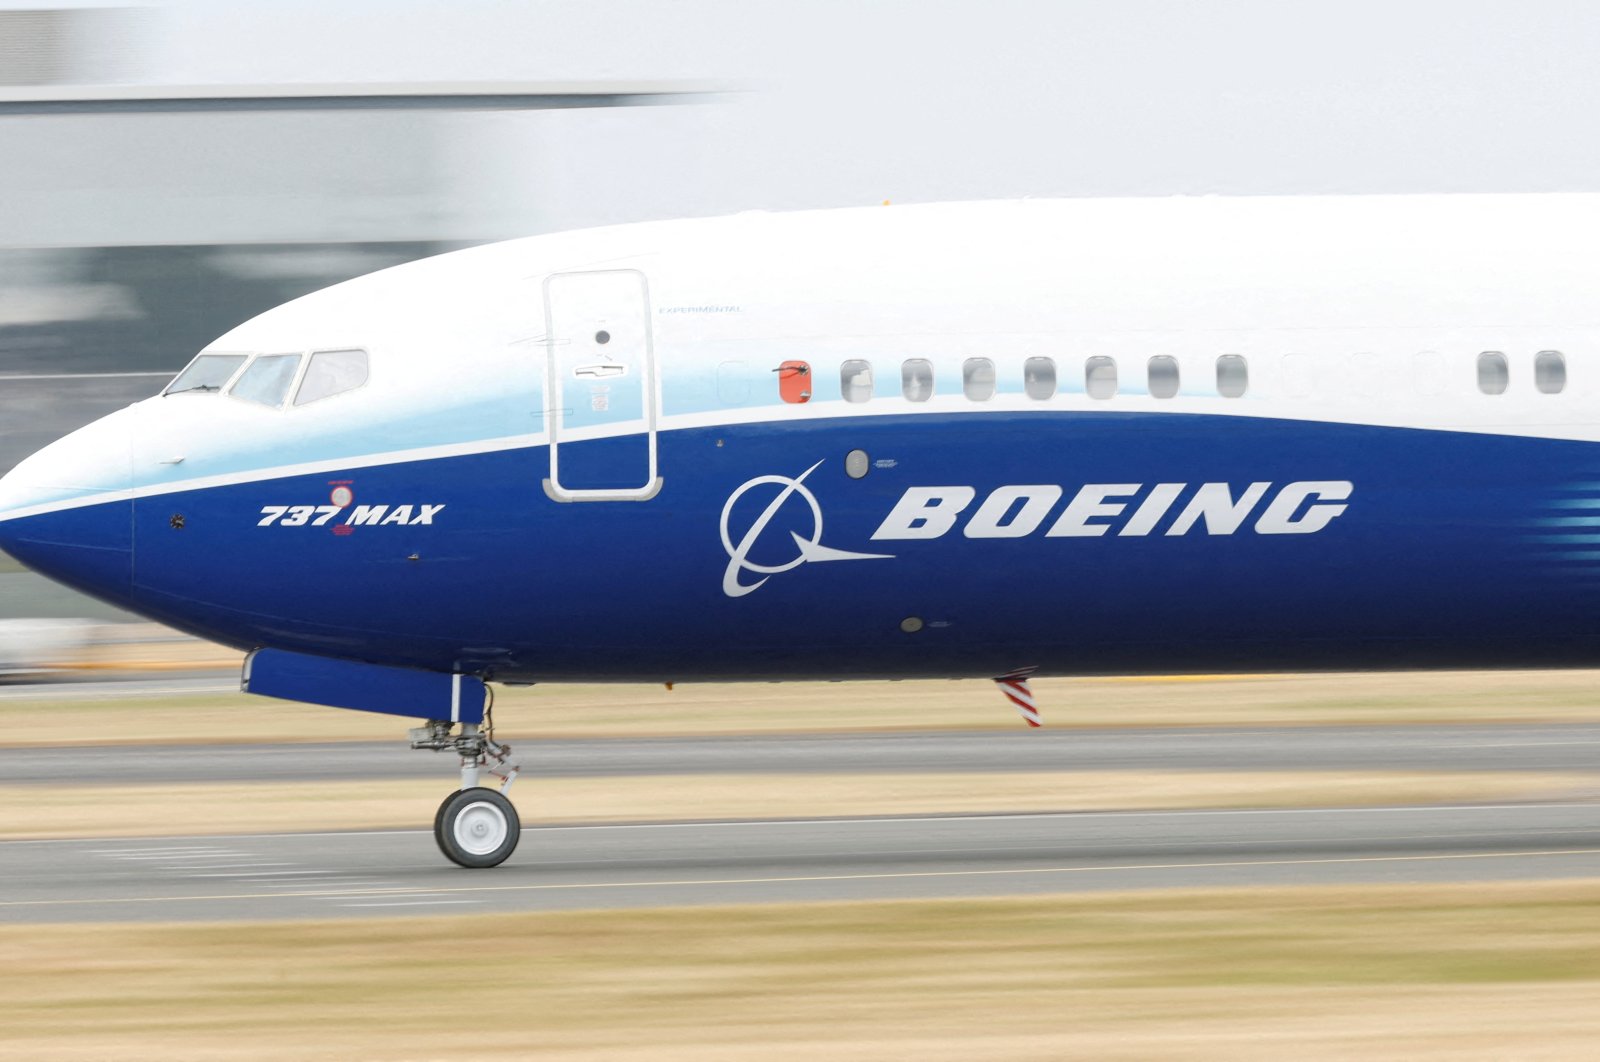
0, 408, 135, 603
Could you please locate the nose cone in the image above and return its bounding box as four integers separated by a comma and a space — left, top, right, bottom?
0, 409, 135, 605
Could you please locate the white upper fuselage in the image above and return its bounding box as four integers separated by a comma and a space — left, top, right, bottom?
5, 192, 1600, 523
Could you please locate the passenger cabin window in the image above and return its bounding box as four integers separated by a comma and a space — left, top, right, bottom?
1216, 354, 1248, 398
230, 354, 303, 408
840, 359, 873, 403
963, 357, 996, 401
902, 358, 934, 402
1477, 351, 1509, 395
775, 360, 811, 404
1148, 355, 1180, 399
164, 353, 248, 396
1535, 350, 1566, 395
1085, 356, 1117, 399
295, 349, 370, 406
1024, 357, 1056, 400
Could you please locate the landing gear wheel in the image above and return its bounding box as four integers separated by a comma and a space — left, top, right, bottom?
435, 787, 520, 868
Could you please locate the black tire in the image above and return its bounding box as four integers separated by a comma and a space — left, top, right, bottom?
435, 787, 520, 868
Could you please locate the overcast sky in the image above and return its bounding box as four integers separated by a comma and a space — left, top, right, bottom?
147, 0, 1600, 231
10, 0, 1600, 241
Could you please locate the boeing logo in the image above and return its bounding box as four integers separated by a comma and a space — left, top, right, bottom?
720, 471, 1352, 598
720, 461, 892, 597
872, 481, 1353, 540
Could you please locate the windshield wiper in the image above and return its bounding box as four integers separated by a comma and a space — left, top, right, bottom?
163, 384, 221, 396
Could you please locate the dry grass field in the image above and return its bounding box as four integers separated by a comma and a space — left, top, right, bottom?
2, 881, 1599, 1060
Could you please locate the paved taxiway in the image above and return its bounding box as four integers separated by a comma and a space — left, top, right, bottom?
3, 803, 1599, 923
5, 723, 1600, 785
0, 676, 237, 700
5, 723, 1598, 922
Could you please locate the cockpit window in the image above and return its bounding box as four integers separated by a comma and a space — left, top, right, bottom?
295, 349, 369, 406
229, 354, 303, 408
164, 353, 248, 396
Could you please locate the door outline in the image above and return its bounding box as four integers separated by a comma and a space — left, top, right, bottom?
542, 268, 662, 502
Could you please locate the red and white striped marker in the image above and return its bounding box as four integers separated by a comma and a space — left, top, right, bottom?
994, 668, 1041, 727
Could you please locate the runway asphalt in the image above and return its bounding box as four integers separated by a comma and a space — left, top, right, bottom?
4, 723, 1600, 785
4, 723, 1598, 923
0, 675, 237, 700
3, 803, 1599, 923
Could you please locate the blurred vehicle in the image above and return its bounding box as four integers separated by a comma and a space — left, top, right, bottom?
0, 618, 94, 679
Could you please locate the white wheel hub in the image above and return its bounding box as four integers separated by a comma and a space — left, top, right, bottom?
453, 800, 509, 855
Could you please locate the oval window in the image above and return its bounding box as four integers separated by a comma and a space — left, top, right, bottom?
1477, 351, 1508, 396
1148, 355, 1179, 399
1085, 356, 1117, 400
1217, 354, 1248, 398
1024, 357, 1056, 400
840, 359, 874, 403
962, 357, 996, 401
1535, 350, 1565, 395
902, 358, 934, 402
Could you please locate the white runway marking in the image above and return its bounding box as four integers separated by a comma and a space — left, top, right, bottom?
185, 870, 331, 878
526, 802, 1600, 831
102, 851, 247, 861
339, 900, 483, 908
1462, 740, 1600, 747
87, 846, 220, 854
259, 880, 391, 889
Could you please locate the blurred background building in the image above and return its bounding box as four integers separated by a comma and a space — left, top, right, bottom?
7, 0, 1600, 646
0, 0, 752, 630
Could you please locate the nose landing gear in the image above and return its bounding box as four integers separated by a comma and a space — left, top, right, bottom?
411, 719, 521, 868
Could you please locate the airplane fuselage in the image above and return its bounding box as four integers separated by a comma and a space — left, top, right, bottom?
4, 194, 1600, 680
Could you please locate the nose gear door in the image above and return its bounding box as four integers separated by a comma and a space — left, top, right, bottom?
543, 269, 659, 501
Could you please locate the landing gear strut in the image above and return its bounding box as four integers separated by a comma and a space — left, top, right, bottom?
411, 718, 521, 868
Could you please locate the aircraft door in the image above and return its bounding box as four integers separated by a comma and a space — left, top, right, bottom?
543, 269, 659, 500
